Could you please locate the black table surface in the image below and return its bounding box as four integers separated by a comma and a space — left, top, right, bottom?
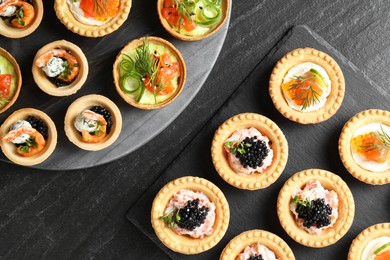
1, 1, 390, 259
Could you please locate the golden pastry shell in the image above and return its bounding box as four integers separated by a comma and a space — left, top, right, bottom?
211, 113, 288, 190
220, 229, 295, 260
64, 94, 122, 151
157, 0, 229, 41
54, 0, 132, 37
113, 36, 186, 110
151, 176, 230, 254
0, 0, 43, 38
269, 48, 345, 124
348, 223, 390, 260
339, 109, 390, 185
32, 40, 88, 97
277, 169, 355, 248
0, 47, 22, 115
0, 108, 57, 166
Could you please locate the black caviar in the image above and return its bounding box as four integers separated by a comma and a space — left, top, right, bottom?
295, 198, 332, 228
90, 106, 112, 135
177, 199, 209, 231
248, 255, 264, 260
26, 116, 48, 140
235, 136, 270, 169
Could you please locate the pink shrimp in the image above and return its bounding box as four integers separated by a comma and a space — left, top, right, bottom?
3, 126, 46, 157
80, 110, 107, 143
0, 0, 35, 28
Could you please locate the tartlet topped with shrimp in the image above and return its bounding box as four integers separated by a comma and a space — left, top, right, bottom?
0, 0, 43, 38
0, 108, 57, 166
32, 40, 88, 97
64, 94, 122, 151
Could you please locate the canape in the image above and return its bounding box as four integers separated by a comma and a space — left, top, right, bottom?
54, 0, 131, 37
269, 48, 345, 124
0, 0, 43, 38
151, 176, 230, 254
211, 113, 288, 190
0, 108, 57, 166
0, 47, 22, 114
339, 109, 390, 185
277, 169, 355, 247
220, 230, 295, 260
32, 40, 88, 96
64, 94, 122, 151
113, 36, 186, 109
157, 0, 229, 41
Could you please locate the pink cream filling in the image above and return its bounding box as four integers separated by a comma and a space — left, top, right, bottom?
237, 243, 278, 260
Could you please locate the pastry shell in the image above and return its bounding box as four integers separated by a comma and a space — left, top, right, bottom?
339, 109, 390, 185
54, 0, 131, 37
348, 223, 390, 260
277, 169, 355, 248
269, 48, 345, 124
113, 36, 186, 110
0, 0, 43, 38
0, 108, 57, 166
151, 176, 230, 254
157, 0, 229, 41
211, 113, 288, 190
0, 47, 22, 114
220, 229, 295, 260
32, 40, 88, 97
64, 94, 122, 151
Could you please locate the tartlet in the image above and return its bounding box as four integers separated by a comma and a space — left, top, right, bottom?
220, 229, 295, 260
269, 48, 345, 124
277, 169, 355, 247
54, 0, 132, 37
348, 223, 390, 260
32, 40, 88, 96
0, 0, 43, 38
0, 47, 22, 114
157, 0, 229, 41
339, 109, 390, 185
64, 94, 122, 151
0, 108, 57, 166
151, 176, 230, 254
211, 113, 288, 190
113, 36, 186, 110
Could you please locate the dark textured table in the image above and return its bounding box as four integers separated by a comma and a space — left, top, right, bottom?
1, 1, 390, 259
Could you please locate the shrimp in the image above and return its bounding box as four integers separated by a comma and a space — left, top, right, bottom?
0, 0, 35, 28
35, 49, 79, 82
80, 110, 107, 143
3, 126, 46, 157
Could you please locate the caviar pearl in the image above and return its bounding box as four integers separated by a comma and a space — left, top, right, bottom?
295, 198, 332, 228
235, 136, 270, 169
177, 199, 209, 231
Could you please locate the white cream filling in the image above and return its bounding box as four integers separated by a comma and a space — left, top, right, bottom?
0, 6, 17, 17
9, 120, 32, 144
42, 57, 65, 78
362, 236, 390, 260
74, 110, 98, 133
67, 0, 106, 26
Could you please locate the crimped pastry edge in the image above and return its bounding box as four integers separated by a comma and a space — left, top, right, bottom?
0, 108, 57, 166
339, 109, 390, 185
151, 176, 230, 254
54, 0, 132, 37
348, 223, 390, 260
277, 169, 355, 248
211, 113, 288, 190
64, 94, 122, 151
269, 48, 345, 124
32, 40, 89, 96
220, 229, 295, 260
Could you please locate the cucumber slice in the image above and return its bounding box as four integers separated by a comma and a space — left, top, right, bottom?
310, 68, 328, 88
121, 73, 141, 94
374, 242, 390, 255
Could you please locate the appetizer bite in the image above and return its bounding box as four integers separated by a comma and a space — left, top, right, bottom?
64, 94, 122, 151
0, 108, 57, 166
269, 48, 345, 124
277, 169, 355, 247
348, 223, 390, 260
157, 0, 229, 41
211, 113, 288, 190
54, 0, 132, 37
32, 40, 88, 96
0, 47, 22, 114
339, 109, 390, 184
113, 36, 186, 109
151, 176, 229, 254
220, 230, 295, 260
0, 0, 43, 38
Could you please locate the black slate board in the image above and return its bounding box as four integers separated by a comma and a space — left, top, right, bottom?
126, 25, 390, 260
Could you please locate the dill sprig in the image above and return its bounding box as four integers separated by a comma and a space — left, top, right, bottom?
292, 196, 312, 208
160, 208, 181, 228
359, 124, 390, 152
224, 140, 251, 155
288, 75, 321, 111
174, 0, 195, 28
93, 0, 108, 17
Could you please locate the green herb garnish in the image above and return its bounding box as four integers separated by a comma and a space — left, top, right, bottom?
94, 121, 105, 137
224, 140, 251, 155
288, 75, 321, 111
292, 195, 313, 208
19, 137, 38, 153
359, 124, 390, 152
160, 209, 181, 228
